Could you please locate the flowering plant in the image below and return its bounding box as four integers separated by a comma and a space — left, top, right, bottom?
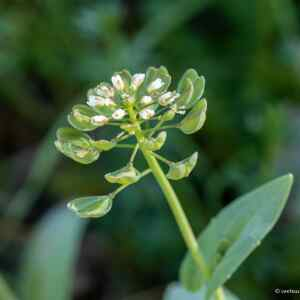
55, 66, 293, 300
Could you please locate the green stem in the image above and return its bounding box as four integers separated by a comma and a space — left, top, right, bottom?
152, 152, 173, 165
130, 144, 139, 163
127, 103, 224, 300
141, 150, 210, 279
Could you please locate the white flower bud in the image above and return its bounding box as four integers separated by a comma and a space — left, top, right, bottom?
159, 92, 179, 106
111, 74, 125, 91
131, 73, 145, 90
95, 84, 114, 98
91, 115, 109, 126
140, 95, 153, 106
87, 95, 116, 107
112, 109, 127, 120
139, 108, 155, 120
147, 78, 164, 93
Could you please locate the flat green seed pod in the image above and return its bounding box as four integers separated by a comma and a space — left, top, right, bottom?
179, 99, 207, 135
93, 139, 116, 151
55, 140, 100, 164
67, 195, 113, 218
68, 104, 98, 131
167, 152, 198, 180
178, 69, 199, 92
186, 76, 205, 109
142, 131, 167, 151
176, 78, 194, 107
105, 164, 141, 185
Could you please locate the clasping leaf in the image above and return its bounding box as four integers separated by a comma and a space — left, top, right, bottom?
180, 174, 293, 299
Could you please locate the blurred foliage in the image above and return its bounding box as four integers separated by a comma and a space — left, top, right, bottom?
1, 0, 300, 299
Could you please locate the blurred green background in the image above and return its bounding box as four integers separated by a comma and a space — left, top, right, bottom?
1, 0, 300, 299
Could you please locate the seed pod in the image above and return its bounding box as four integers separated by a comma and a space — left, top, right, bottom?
67, 195, 113, 218
93, 139, 116, 151
186, 76, 205, 109
105, 164, 141, 185
167, 152, 198, 180
142, 131, 167, 151
179, 99, 207, 135
55, 127, 100, 164
137, 66, 171, 99
177, 69, 205, 108
68, 105, 98, 131
161, 109, 176, 122
176, 78, 194, 107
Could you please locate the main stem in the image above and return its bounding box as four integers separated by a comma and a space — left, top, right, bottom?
142, 150, 210, 278
127, 105, 224, 300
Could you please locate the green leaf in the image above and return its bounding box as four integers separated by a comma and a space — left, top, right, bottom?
19, 206, 86, 300
179, 99, 207, 135
0, 274, 18, 300
105, 164, 141, 185
163, 283, 239, 300
167, 152, 198, 180
67, 195, 113, 218
142, 131, 167, 151
68, 104, 98, 131
180, 174, 293, 297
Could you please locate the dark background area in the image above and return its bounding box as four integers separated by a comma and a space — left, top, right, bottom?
1, 0, 300, 299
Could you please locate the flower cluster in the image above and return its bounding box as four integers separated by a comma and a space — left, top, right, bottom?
55, 66, 207, 218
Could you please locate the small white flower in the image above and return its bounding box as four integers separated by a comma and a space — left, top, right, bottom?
95, 84, 114, 98
139, 108, 155, 120
131, 73, 145, 90
111, 74, 125, 91
112, 109, 127, 120
87, 95, 116, 107
140, 95, 153, 106
147, 78, 164, 93
159, 92, 179, 106
91, 115, 109, 126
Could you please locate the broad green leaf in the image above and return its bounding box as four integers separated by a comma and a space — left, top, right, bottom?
67, 195, 113, 218
19, 206, 86, 300
105, 164, 141, 185
167, 152, 198, 180
179, 99, 207, 135
180, 174, 293, 298
163, 283, 239, 300
0, 274, 18, 300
